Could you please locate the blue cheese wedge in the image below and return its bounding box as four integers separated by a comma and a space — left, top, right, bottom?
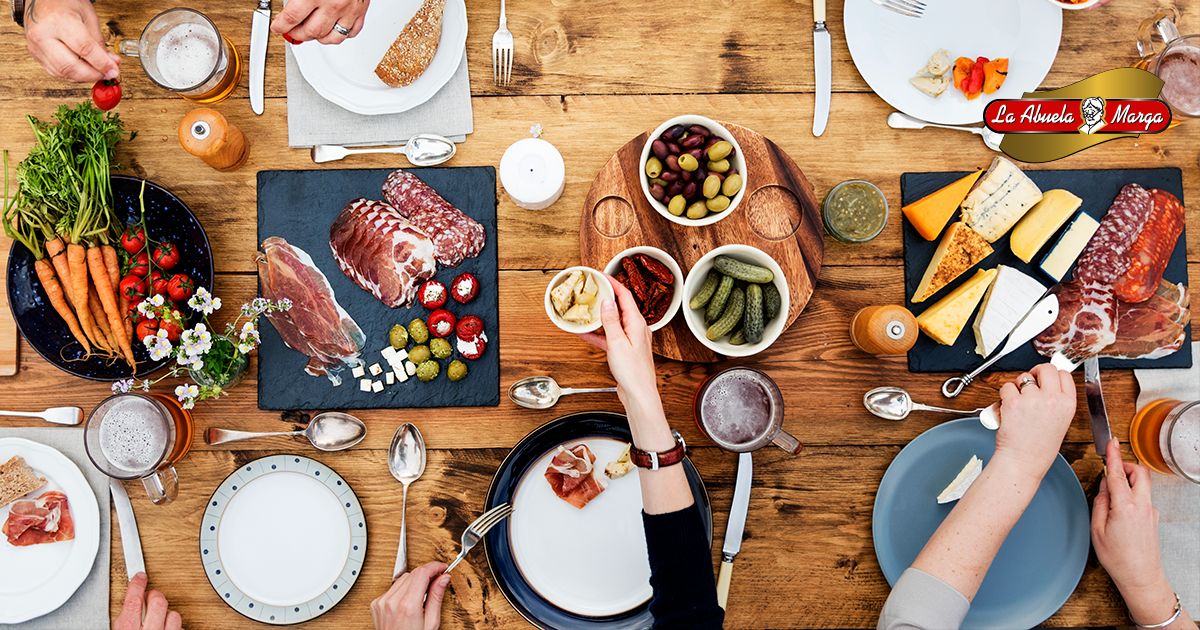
972, 265, 1045, 357
1040, 211, 1101, 282
960, 157, 1043, 243
937, 455, 983, 504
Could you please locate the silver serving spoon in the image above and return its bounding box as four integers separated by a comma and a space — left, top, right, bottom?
0, 407, 83, 425
390, 423, 426, 579
204, 412, 366, 450
864, 387, 985, 421
310, 133, 457, 165
508, 376, 618, 410
887, 112, 1004, 151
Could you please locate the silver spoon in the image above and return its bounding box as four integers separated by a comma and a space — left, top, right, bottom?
310, 133, 457, 165
508, 376, 618, 410
887, 112, 1004, 151
390, 423, 426, 579
204, 412, 366, 450
0, 407, 83, 425
864, 386, 985, 421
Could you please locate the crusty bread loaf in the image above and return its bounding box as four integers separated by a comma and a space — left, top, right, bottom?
374, 0, 446, 88
0, 456, 47, 508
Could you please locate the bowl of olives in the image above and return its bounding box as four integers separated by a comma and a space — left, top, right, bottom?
639, 115, 747, 226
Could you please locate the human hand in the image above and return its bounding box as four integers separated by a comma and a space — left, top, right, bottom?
24, 0, 120, 83
578, 276, 661, 413
112, 573, 182, 630
271, 0, 368, 45
1092, 439, 1167, 595
370, 562, 451, 630
992, 363, 1075, 480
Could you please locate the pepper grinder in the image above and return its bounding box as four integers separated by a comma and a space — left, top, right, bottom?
178, 108, 249, 172
849, 305, 918, 356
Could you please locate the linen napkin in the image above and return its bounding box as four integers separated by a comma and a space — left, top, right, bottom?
285, 46, 473, 148
0, 427, 110, 629
1133, 342, 1200, 617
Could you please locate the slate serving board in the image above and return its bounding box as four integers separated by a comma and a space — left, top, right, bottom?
902, 167, 1191, 374
256, 167, 499, 410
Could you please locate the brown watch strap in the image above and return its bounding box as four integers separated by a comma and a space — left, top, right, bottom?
630, 431, 686, 470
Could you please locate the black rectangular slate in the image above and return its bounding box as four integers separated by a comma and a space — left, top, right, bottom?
902, 167, 1191, 374
255, 167, 499, 410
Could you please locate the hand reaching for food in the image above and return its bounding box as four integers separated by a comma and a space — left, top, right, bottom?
371, 562, 452, 630
112, 573, 182, 630
271, 0, 368, 45
23, 0, 120, 83
578, 277, 663, 421
992, 363, 1075, 479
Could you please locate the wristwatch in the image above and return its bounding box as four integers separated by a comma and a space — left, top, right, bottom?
12, 0, 25, 27
630, 430, 686, 471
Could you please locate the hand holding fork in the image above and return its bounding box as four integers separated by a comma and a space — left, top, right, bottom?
444, 503, 513, 573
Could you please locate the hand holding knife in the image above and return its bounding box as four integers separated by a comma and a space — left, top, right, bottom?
109, 478, 146, 581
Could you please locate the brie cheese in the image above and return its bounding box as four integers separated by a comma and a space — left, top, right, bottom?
972, 265, 1046, 357
937, 455, 983, 504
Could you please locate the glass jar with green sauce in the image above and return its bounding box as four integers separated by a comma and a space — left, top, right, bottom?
822, 180, 888, 244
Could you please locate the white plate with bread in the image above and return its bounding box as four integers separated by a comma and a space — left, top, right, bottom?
288, 0, 468, 115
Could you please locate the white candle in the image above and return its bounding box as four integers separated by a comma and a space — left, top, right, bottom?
499, 138, 565, 210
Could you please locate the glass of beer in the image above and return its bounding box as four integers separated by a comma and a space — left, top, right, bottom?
1134, 10, 1200, 123
1129, 399, 1200, 483
693, 367, 802, 454
118, 8, 241, 104
84, 393, 195, 503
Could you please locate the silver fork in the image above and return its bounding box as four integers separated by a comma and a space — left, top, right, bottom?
1050, 345, 1091, 373
869, 0, 925, 18
444, 503, 513, 573
491, 0, 513, 86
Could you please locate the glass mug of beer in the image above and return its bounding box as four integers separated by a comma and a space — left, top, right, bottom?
118, 8, 241, 104
1129, 399, 1200, 484
1135, 10, 1200, 122
693, 367, 802, 454
84, 393, 195, 503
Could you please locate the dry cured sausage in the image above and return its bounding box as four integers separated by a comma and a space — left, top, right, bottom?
1112, 189, 1185, 303
382, 170, 486, 268
1073, 184, 1153, 285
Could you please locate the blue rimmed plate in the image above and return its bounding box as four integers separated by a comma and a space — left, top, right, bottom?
484, 411, 712, 629
200, 455, 366, 625
872, 418, 1090, 629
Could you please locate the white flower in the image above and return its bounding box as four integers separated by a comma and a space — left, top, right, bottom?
176, 352, 194, 366
137, 299, 158, 319
188, 287, 221, 315
210, 297, 222, 313
278, 298, 292, 310
111, 379, 134, 394
191, 358, 204, 371
141, 381, 151, 392
238, 342, 254, 354
175, 383, 198, 401
530, 123, 544, 138
180, 324, 213, 358
144, 329, 173, 361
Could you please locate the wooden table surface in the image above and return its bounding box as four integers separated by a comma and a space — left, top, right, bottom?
1, 0, 1198, 627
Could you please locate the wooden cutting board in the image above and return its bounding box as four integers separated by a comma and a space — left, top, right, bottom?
0, 232, 17, 376
580, 122, 823, 363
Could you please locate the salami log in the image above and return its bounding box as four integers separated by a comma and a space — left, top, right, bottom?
382, 170, 486, 268
1111, 189, 1184, 303
1073, 184, 1153, 285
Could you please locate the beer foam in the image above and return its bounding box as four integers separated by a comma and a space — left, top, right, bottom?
155, 23, 219, 89
1159, 45, 1200, 117
99, 397, 169, 474
700, 370, 778, 449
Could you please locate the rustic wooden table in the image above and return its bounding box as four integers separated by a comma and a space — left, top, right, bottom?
1, 0, 1198, 627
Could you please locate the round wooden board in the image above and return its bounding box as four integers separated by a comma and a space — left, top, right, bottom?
580, 122, 824, 363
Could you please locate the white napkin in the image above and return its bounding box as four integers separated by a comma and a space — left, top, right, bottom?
0, 427, 110, 629
1133, 342, 1200, 617
284, 46, 473, 148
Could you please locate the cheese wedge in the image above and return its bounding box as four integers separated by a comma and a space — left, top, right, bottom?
1040, 211, 1101, 282
937, 455, 983, 504
972, 265, 1045, 357
916, 268, 996, 345
1011, 189, 1083, 263
902, 170, 984, 241
961, 157, 1043, 242
911, 222, 994, 303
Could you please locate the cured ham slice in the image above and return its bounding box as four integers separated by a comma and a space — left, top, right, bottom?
1100, 280, 1190, 360
382, 170, 486, 268
3, 491, 74, 546
544, 444, 608, 509
330, 198, 438, 308
1033, 280, 1117, 359
256, 237, 366, 386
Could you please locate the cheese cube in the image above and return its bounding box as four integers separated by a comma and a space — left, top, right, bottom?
972, 266, 1045, 357
916, 268, 997, 345
1010, 189, 1082, 263
395, 368, 409, 383
381, 346, 397, 361
360, 378, 372, 392
395, 349, 408, 361
372, 380, 384, 393
1040, 211, 1101, 282
369, 363, 383, 376
961, 157, 1043, 242
911, 222, 994, 303
902, 170, 983, 240
386, 372, 395, 385
351, 365, 366, 379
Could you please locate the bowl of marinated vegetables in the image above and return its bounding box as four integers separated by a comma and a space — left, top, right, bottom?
544, 266, 615, 334
682, 244, 789, 357
604, 246, 683, 332
639, 115, 747, 226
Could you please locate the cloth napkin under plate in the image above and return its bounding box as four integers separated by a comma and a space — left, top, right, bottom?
1133, 341, 1200, 617
285, 46, 473, 148
0, 427, 110, 629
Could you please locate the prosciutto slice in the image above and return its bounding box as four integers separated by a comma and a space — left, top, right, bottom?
330, 198, 438, 308
1033, 280, 1118, 359
544, 444, 608, 509
1099, 280, 1190, 360
256, 237, 365, 386
3, 491, 74, 546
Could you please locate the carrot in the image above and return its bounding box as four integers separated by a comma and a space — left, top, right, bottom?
67, 242, 102, 349
87, 245, 136, 370
101, 244, 131, 341
44, 238, 75, 310
87, 284, 117, 354
33, 259, 90, 355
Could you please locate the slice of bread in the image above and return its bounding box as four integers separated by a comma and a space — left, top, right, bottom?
0, 456, 47, 508
374, 0, 446, 88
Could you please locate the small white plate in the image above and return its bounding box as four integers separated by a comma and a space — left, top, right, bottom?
201, 455, 365, 625
0, 438, 100, 624
844, 0, 1062, 125
288, 0, 468, 115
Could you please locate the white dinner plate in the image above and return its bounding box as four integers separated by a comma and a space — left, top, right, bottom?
200, 455, 366, 625
288, 0, 468, 115
0, 438, 100, 624
844, 0, 1062, 124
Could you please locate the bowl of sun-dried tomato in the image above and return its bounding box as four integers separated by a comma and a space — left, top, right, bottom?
604, 246, 684, 332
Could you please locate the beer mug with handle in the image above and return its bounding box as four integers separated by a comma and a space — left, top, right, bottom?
118, 8, 241, 104
84, 393, 194, 504
1135, 8, 1200, 122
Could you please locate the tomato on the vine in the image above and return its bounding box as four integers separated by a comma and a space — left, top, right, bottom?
118, 275, 147, 301
166, 274, 195, 302
91, 78, 122, 111
158, 310, 184, 342
135, 319, 159, 343
130, 252, 150, 277
120, 225, 146, 254
150, 270, 170, 298
152, 241, 180, 270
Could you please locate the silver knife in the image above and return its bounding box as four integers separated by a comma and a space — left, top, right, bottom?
109, 478, 146, 581
812, 0, 831, 136
1084, 357, 1111, 456
249, 0, 270, 115
716, 452, 752, 609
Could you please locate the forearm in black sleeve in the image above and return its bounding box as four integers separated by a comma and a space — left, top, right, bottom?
642, 503, 725, 630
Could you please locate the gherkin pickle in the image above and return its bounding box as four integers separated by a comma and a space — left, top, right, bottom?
416, 360, 439, 382
408, 319, 430, 344
389, 324, 409, 349
447, 360, 467, 382
408, 345, 432, 364
430, 337, 452, 359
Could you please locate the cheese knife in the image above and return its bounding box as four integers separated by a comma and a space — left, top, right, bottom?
945, 293, 1060, 398
1084, 357, 1111, 456
812, 0, 831, 136
110, 478, 146, 581
716, 452, 752, 609
249, 0, 270, 115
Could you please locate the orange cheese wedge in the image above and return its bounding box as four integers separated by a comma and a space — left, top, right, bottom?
902, 170, 984, 241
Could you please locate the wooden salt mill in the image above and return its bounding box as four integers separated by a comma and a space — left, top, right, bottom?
850, 305, 918, 356
178, 109, 249, 172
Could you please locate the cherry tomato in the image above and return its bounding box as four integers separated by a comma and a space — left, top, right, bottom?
166, 274, 195, 302
152, 241, 180, 270
118, 274, 147, 301
130, 252, 150, 277
135, 318, 159, 344
450, 272, 479, 304
158, 310, 185, 342
151, 272, 170, 299
456, 315, 484, 340
120, 225, 146, 254
427, 309, 456, 338
418, 280, 447, 310
91, 78, 122, 111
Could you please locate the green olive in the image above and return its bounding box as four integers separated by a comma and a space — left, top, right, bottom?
722, 174, 744, 196
416, 360, 439, 382
668, 194, 686, 216
389, 324, 409, 349
408, 345, 432, 364
408, 319, 429, 344
707, 159, 730, 173
686, 201, 709, 220
706, 195, 731, 212
677, 154, 699, 172
447, 360, 467, 382
707, 141, 733, 162
649, 177, 668, 188
430, 337, 452, 359
645, 156, 663, 179
702, 175, 722, 199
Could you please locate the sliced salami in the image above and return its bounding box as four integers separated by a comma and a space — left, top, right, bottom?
1073, 184, 1153, 285
382, 170, 486, 267
1111, 189, 1184, 303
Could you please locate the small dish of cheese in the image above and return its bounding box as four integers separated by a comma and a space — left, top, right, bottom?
544, 266, 614, 334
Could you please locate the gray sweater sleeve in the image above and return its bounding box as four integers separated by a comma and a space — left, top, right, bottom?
877, 568, 970, 630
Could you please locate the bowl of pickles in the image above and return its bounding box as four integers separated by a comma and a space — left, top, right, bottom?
682, 244, 789, 357
639, 115, 747, 226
